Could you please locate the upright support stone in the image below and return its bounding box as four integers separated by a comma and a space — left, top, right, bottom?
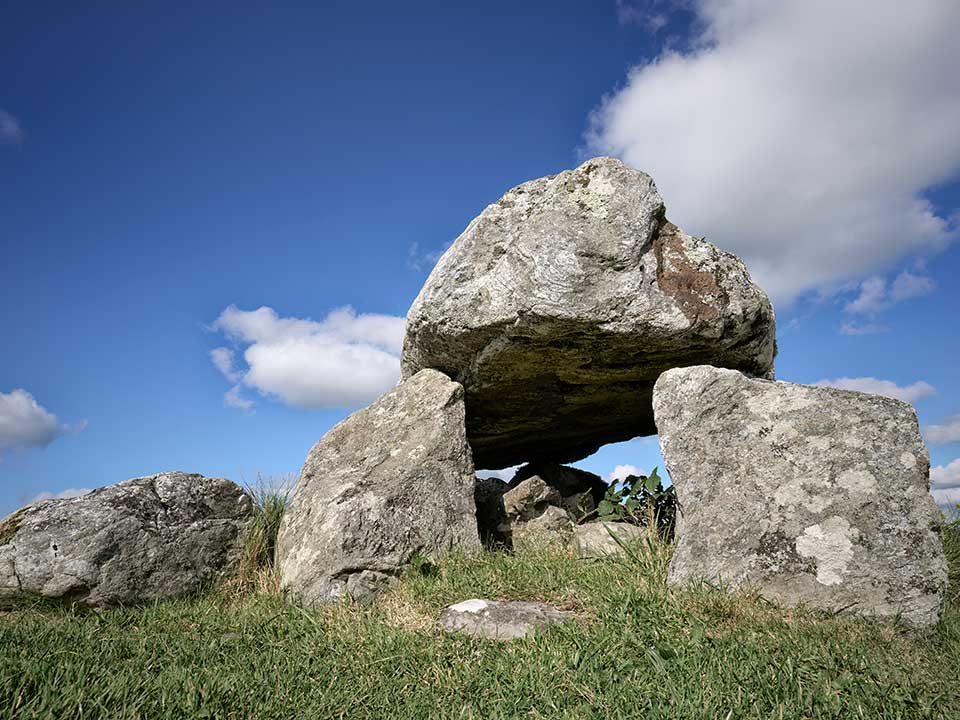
277, 369, 480, 604
654, 365, 947, 630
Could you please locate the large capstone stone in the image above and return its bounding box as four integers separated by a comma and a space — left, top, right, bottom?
277, 369, 480, 604
654, 365, 947, 630
402, 156, 776, 468
0, 472, 253, 607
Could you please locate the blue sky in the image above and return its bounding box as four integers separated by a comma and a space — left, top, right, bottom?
2, 1, 959, 516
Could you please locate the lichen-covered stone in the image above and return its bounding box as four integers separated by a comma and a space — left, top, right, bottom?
277, 369, 480, 604
402, 157, 776, 468
0, 472, 252, 607
654, 365, 947, 630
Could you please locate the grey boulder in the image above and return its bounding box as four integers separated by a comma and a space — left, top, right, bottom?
277, 369, 480, 604
654, 365, 947, 630
402, 156, 776, 468
0, 472, 252, 607
440, 598, 576, 640
510, 463, 608, 506
574, 522, 647, 558
502, 475, 562, 521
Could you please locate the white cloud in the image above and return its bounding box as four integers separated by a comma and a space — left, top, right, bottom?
924, 416, 960, 445
0, 389, 70, 454
223, 385, 253, 411
844, 277, 889, 315
210, 305, 406, 410
844, 271, 935, 315
210, 347, 240, 383
931, 459, 960, 514
588, 0, 960, 302
29, 488, 92, 505
812, 377, 936, 404
608, 464, 645, 482
407, 241, 448, 273
839, 321, 888, 337
931, 459, 960, 490
0, 110, 23, 145
891, 270, 936, 302
616, 0, 671, 32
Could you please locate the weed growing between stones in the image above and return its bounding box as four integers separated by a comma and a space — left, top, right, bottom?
590, 467, 678, 540
224, 474, 294, 599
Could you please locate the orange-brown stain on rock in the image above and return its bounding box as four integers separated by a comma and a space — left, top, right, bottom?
654, 221, 723, 323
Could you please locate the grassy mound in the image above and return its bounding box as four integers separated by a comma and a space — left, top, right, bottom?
2, 502, 958, 719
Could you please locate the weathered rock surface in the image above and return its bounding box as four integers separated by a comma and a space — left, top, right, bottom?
277, 369, 480, 604
402, 156, 776, 467
440, 598, 576, 640
0, 472, 252, 607
574, 522, 647, 558
510, 463, 608, 505
502, 476, 562, 521
524, 506, 573, 533
475, 469, 599, 546
654, 365, 947, 629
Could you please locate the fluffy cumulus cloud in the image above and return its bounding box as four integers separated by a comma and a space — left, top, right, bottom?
209, 305, 406, 410
812, 377, 935, 404
0, 389, 70, 455
588, 1, 960, 302
931, 459, 960, 514
607, 464, 645, 482
0, 109, 23, 144
924, 416, 960, 445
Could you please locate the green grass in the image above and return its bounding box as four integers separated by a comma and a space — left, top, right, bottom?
1, 513, 958, 719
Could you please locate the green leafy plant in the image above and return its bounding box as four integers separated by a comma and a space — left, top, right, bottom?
595, 467, 678, 540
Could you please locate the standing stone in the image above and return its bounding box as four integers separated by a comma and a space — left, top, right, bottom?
277, 369, 480, 604
402, 156, 776, 468
654, 365, 947, 629
0, 472, 252, 607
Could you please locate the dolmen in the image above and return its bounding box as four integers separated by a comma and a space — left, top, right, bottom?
3, 157, 939, 629
277, 157, 947, 629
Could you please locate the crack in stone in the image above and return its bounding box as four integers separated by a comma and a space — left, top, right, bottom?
10, 548, 22, 592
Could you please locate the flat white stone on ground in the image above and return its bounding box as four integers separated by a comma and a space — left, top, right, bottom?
440, 599, 576, 640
